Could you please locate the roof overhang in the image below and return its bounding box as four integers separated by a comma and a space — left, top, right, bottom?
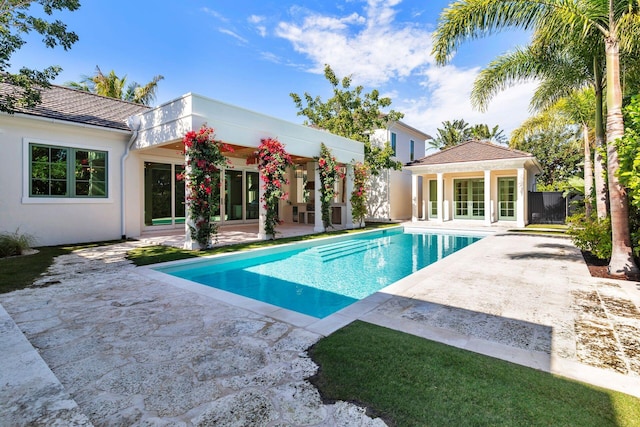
405, 156, 543, 175
131, 93, 364, 164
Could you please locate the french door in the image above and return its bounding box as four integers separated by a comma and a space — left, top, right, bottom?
498, 177, 516, 220
454, 179, 484, 219
144, 162, 185, 228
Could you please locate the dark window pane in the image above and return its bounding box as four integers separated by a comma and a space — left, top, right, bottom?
31, 146, 49, 162
50, 180, 67, 196
76, 181, 89, 196
51, 148, 67, 163
32, 179, 48, 195
89, 181, 106, 196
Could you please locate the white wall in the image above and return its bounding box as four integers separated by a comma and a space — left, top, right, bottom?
1, 114, 131, 246
368, 123, 429, 220
136, 93, 365, 164
389, 169, 412, 220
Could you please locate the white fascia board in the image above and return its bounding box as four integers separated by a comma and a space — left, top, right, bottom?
133, 93, 194, 149
190, 94, 363, 163
405, 157, 537, 174
131, 93, 364, 163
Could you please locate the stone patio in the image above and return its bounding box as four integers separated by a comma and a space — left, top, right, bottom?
1, 226, 639, 425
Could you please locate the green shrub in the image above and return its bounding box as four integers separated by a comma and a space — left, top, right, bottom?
0, 230, 37, 258
566, 213, 612, 260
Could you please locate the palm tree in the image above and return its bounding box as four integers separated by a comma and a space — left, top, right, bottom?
510, 92, 595, 216
471, 30, 608, 219
433, 0, 640, 275
65, 66, 164, 105
467, 123, 507, 144
432, 119, 470, 148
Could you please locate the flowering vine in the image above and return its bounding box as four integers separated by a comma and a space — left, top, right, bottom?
350, 162, 370, 227
249, 137, 293, 239
180, 125, 232, 249
317, 143, 345, 229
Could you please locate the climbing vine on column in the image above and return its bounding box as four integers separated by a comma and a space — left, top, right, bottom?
350, 162, 370, 227
250, 137, 293, 239
317, 143, 345, 229
181, 125, 232, 248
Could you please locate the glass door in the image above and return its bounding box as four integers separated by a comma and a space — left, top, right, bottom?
498, 177, 516, 220
454, 179, 484, 219
144, 162, 184, 227
429, 180, 437, 218
245, 171, 259, 220
225, 170, 244, 221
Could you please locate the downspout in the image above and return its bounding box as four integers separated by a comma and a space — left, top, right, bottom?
121, 115, 142, 239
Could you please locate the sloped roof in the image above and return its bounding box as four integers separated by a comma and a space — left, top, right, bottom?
407, 140, 534, 166
1, 83, 150, 130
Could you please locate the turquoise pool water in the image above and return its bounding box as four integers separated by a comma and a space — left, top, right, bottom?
156, 228, 483, 318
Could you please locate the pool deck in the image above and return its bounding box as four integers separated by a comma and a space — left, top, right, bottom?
1, 222, 639, 425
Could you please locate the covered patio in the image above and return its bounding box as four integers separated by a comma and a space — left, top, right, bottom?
124, 93, 365, 248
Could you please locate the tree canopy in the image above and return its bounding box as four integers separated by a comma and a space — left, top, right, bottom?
290, 64, 404, 174
0, 0, 80, 113
65, 66, 164, 105
429, 119, 506, 149
432, 0, 640, 274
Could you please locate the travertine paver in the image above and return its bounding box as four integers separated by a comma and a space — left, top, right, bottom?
0, 242, 385, 426
3, 230, 640, 425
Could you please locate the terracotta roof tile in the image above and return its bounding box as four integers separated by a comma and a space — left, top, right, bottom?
1, 83, 149, 130
407, 140, 534, 166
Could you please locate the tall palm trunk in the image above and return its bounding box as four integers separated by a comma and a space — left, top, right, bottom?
582, 123, 593, 217
604, 34, 639, 275
593, 59, 608, 218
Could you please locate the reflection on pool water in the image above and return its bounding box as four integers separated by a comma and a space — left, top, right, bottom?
155, 228, 483, 318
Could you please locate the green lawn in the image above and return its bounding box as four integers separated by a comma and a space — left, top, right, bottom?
310, 321, 640, 427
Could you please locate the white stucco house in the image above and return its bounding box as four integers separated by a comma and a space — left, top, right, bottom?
368, 121, 431, 221
405, 140, 543, 227
1, 84, 364, 247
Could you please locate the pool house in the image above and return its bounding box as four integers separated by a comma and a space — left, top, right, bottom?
406, 140, 543, 227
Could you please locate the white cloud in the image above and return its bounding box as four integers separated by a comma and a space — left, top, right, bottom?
201, 7, 229, 22
275, 0, 432, 86
274, 0, 536, 140
219, 28, 248, 44
248, 15, 267, 36
399, 65, 537, 139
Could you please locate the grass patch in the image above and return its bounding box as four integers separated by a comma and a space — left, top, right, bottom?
526, 224, 568, 230
310, 321, 640, 427
127, 222, 400, 266
0, 240, 127, 294
508, 224, 568, 236
0, 246, 70, 293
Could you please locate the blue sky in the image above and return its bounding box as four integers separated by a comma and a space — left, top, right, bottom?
11, 0, 536, 141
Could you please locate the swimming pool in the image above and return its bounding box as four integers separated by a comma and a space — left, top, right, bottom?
155, 228, 483, 318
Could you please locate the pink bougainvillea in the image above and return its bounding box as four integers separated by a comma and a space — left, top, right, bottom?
317, 143, 345, 229
248, 137, 292, 239
350, 162, 370, 227
180, 125, 232, 248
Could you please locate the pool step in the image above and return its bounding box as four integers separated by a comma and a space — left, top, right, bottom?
296, 239, 386, 262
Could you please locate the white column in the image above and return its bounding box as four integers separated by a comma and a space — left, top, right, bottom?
314, 162, 324, 232
183, 159, 199, 250
437, 172, 444, 222
345, 164, 354, 229
257, 171, 267, 239
516, 167, 526, 227
183, 183, 197, 250
421, 177, 428, 220
411, 173, 419, 222
484, 169, 492, 225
